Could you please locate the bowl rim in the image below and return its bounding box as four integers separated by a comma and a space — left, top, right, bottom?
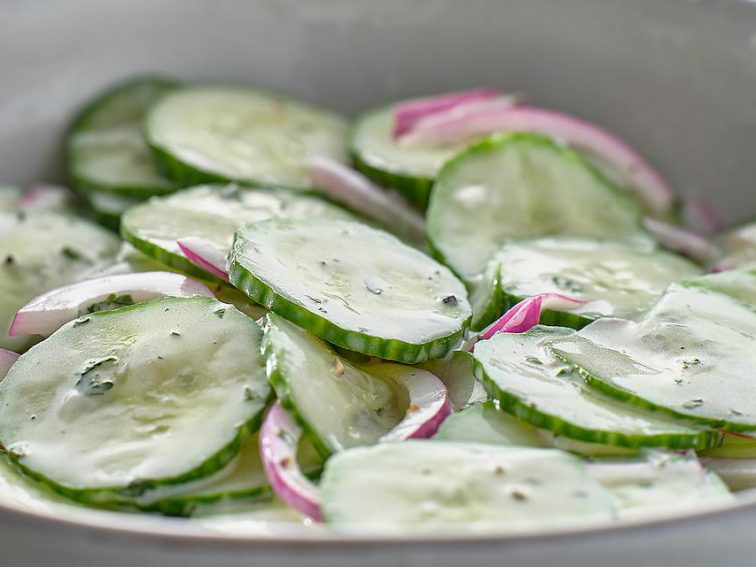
0, 480, 754, 549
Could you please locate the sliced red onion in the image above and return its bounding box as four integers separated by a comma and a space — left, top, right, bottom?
400, 105, 675, 215
10, 271, 213, 338
682, 197, 727, 236
177, 237, 229, 281
0, 348, 19, 381
643, 217, 720, 264
307, 157, 425, 244
259, 402, 323, 521
393, 88, 501, 137
467, 293, 586, 351
20, 184, 74, 211
379, 369, 451, 442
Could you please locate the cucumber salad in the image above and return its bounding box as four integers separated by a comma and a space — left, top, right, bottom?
1, 78, 755, 535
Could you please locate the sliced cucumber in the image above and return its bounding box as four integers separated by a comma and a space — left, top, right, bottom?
84, 188, 142, 229
435, 401, 637, 457
715, 219, 756, 270
262, 312, 403, 456
145, 85, 349, 189
699, 434, 756, 459
321, 441, 616, 533
588, 453, 733, 519
121, 184, 352, 282
350, 105, 466, 208
679, 268, 756, 308
549, 272, 756, 431
486, 237, 701, 329
472, 327, 717, 449
231, 218, 471, 363
419, 350, 488, 411
0, 454, 80, 515
434, 401, 545, 446
469, 260, 506, 331
426, 133, 649, 281
0, 210, 120, 351
0, 297, 270, 506
68, 77, 177, 197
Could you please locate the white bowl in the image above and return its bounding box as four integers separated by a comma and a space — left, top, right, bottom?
2, 0, 756, 564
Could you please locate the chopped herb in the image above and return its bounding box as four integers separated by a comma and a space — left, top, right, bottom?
170, 331, 181, 336
3, 254, 14, 266
243, 385, 257, 401
76, 356, 118, 396
510, 489, 528, 502
61, 246, 83, 261
213, 308, 227, 319
552, 275, 583, 294
682, 398, 704, 409
86, 294, 134, 314
442, 295, 458, 306
525, 356, 542, 365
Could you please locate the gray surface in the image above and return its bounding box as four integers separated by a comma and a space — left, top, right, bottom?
1, 0, 756, 565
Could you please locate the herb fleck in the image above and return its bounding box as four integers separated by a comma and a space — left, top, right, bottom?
510, 489, 528, 502
170, 331, 181, 337
365, 282, 383, 295
61, 247, 84, 261
525, 356, 542, 365
213, 308, 226, 319
73, 317, 91, 328
552, 275, 583, 294
3, 254, 14, 266
442, 295, 458, 306
87, 294, 134, 314
682, 398, 704, 409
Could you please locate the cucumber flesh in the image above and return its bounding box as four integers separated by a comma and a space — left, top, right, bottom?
588, 452, 733, 519
320, 441, 616, 533
231, 218, 471, 363
473, 327, 718, 449
469, 260, 506, 331
550, 272, 756, 431
419, 350, 488, 412
0, 210, 120, 351
0, 297, 270, 505
491, 237, 701, 328
68, 77, 177, 196
434, 401, 546, 447
145, 85, 349, 189
426, 133, 649, 281
121, 184, 352, 282
699, 458, 756, 491
262, 312, 404, 456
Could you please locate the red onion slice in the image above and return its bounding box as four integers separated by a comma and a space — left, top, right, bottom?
643, 217, 720, 264
682, 197, 727, 236
20, 184, 74, 211
259, 402, 323, 521
379, 368, 451, 442
307, 157, 425, 244
177, 237, 229, 281
393, 88, 501, 137
467, 293, 586, 351
400, 105, 675, 215
0, 348, 19, 381
10, 271, 213, 338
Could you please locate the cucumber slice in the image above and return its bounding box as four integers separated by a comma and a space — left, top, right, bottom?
121, 184, 352, 282
0, 210, 120, 351
321, 441, 616, 533
434, 401, 546, 447
488, 237, 701, 329
350, 105, 465, 208
549, 272, 756, 431
435, 401, 637, 457
0, 296, 271, 506
262, 312, 404, 456
68, 77, 177, 197
716, 219, 756, 270
419, 350, 488, 411
699, 434, 756, 459
145, 85, 349, 189
426, 133, 649, 280
588, 453, 733, 519
469, 260, 506, 331
0, 454, 80, 515
231, 218, 471, 363
472, 327, 718, 449
85, 188, 142, 229
135, 433, 270, 516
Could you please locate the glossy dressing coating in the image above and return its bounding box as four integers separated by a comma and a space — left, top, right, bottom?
550, 273, 756, 430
